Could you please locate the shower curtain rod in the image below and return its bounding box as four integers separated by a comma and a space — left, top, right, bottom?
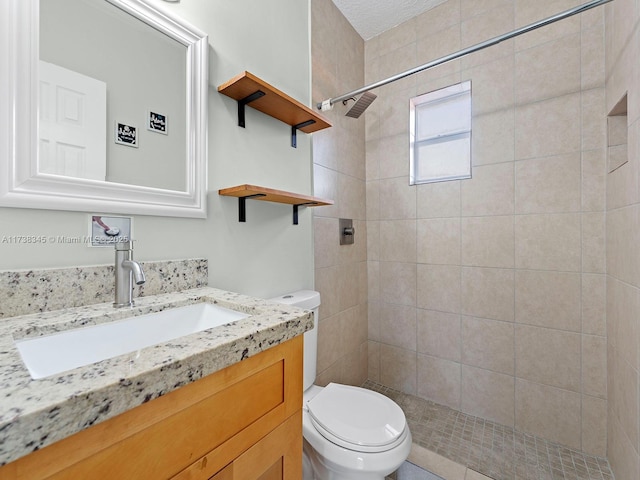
317, 0, 612, 111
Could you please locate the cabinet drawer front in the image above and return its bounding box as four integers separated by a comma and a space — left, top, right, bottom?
204, 411, 302, 480
231, 411, 302, 480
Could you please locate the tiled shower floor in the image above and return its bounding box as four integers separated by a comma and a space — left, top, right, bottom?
363, 381, 614, 480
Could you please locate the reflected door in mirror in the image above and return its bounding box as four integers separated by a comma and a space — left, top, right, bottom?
39, 61, 107, 181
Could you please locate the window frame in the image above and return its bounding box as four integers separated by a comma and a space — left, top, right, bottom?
409, 80, 472, 185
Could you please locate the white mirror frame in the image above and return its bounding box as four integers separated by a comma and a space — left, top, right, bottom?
0, 0, 208, 218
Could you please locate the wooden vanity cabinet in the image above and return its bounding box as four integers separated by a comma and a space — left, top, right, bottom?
0, 336, 303, 480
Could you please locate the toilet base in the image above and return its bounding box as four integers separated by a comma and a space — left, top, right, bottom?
303, 440, 388, 480
302, 442, 315, 480
302, 434, 411, 480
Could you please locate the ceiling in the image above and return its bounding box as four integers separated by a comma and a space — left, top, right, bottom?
331, 0, 448, 40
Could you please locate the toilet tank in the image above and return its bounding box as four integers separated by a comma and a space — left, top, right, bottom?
268, 290, 320, 391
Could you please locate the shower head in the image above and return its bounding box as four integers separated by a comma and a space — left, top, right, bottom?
343, 92, 377, 118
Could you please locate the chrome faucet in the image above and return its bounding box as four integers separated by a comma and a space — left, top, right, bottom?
114, 241, 146, 307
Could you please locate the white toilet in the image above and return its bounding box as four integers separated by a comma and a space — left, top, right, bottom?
269, 291, 411, 480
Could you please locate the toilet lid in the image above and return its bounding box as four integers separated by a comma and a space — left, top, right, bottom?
306, 383, 407, 452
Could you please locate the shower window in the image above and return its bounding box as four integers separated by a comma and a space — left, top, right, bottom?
410, 80, 472, 185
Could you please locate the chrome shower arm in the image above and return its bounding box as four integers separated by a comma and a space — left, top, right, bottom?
317, 0, 612, 111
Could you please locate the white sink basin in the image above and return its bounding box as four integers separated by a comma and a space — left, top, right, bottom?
15, 303, 250, 379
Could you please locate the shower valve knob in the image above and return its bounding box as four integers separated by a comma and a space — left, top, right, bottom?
339, 218, 355, 245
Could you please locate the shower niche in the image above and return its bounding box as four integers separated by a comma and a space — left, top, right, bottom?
607, 94, 628, 173
218, 71, 331, 148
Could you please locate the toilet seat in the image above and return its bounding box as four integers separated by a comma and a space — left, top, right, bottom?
305, 383, 408, 453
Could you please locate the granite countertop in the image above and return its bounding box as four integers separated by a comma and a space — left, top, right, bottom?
0, 287, 313, 466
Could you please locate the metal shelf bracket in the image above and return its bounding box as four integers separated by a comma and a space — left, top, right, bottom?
237, 90, 266, 127
291, 120, 316, 148
292, 202, 318, 225
238, 194, 266, 222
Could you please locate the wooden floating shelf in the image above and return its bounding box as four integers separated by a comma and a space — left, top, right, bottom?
218, 72, 332, 147
219, 184, 333, 225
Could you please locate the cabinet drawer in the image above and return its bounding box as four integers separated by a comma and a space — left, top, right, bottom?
205, 411, 302, 480
230, 411, 302, 480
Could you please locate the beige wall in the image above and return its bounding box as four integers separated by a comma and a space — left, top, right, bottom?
311, 0, 369, 386
605, 0, 640, 477
365, 0, 607, 455
310, 0, 640, 474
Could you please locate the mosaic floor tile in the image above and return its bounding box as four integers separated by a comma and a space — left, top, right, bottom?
364, 381, 614, 480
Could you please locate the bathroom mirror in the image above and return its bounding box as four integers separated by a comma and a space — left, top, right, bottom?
0, 0, 208, 217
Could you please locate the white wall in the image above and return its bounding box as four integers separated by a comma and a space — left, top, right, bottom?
0, 0, 315, 300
